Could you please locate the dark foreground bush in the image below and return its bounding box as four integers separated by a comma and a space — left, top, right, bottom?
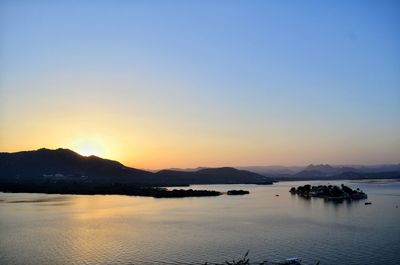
204, 251, 320, 265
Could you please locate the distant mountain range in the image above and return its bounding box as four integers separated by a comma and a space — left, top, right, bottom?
156, 167, 272, 185
238, 164, 400, 178
0, 148, 399, 196
269, 163, 400, 180
168, 164, 400, 181
0, 148, 273, 188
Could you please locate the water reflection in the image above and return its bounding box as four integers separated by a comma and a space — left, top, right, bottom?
0, 180, 399, 265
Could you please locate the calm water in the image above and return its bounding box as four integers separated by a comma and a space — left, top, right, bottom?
0, 180, 399, 265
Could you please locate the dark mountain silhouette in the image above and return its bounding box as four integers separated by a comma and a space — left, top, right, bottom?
302, 164, 360, 176
288, 164, 361, 179
303, 164, 337, 175
237, 166, 303, 176
167, 164, 400, 180
275, 163, 399, 181
236, 163, 399, 181
358, 164, 400, 173
156, 167, 273, 185
1, 149, 398, 196
0, 148, 273, 188
0, 148, 156, 186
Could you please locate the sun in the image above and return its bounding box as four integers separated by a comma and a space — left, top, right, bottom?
72, 140, 105, 157
76, 145, 102, 157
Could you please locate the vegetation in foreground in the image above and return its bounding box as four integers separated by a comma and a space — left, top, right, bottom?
204, 252, 320, 265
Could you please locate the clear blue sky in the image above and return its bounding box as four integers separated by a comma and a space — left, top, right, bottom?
1, 0, 399, 168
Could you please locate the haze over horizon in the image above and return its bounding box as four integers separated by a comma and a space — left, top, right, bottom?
1, 0, 399, 169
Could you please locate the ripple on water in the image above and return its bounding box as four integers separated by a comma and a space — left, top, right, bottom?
0, 181, 399, 265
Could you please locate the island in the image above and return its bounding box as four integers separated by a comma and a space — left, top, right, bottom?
290, 184, 367, 201
227, 190, 250, 195
145, 188, 222, 198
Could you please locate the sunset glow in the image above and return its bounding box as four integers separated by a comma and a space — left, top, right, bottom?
74, 143, 104, 157
1, 2, 399, 265
68, 136, 111, 158
0, 1, 399, 169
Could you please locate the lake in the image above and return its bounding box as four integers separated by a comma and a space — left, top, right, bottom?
1, 180, 399, 265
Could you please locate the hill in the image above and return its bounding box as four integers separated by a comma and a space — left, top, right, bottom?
156, 167, 273, 185
0, 148, 273, 192
0, 148, 156, 186
274, 163, 400, 181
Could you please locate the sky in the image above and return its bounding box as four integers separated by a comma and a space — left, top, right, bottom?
0, 0, 399, 169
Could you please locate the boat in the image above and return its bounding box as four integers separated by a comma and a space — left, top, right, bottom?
365, 202, 372, 205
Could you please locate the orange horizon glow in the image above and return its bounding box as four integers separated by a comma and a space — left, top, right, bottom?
0, 138, 399, 171
1, 1, 399, 171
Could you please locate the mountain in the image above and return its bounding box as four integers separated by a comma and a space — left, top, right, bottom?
289, 164, 360, 179
0, 148, 273, 188
237, 166, 304, 176
302, 164, 360, 175
1, 149, 398, 194
303, 164, 336, 174
274, 163, 400, 181
357, 164, 400, 173
156, 167, 273, 185
238, 164, 400, 180
0, 148, 156, 186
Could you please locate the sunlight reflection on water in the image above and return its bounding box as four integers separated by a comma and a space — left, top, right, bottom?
0, 180, 399, 265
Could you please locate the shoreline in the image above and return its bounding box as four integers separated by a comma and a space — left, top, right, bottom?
1, 178, 398, 198
0, 184, 222, 198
